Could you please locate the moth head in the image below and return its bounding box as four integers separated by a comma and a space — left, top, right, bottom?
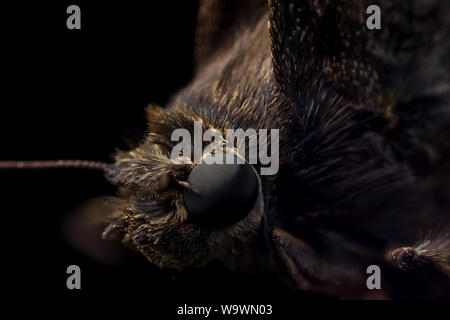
102, 105, 264, 269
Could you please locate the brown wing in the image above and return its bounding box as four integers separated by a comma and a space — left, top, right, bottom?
194, 0, 266, 71
62, 197, 133, 265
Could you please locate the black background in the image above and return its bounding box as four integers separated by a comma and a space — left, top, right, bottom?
1, 1, 446, 317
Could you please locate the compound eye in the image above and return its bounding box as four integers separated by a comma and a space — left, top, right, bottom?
183, 154, 259, 229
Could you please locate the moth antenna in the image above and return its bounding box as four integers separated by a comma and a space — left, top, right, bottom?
0, 160, 111, 171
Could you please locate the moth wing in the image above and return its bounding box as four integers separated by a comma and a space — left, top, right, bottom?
268, 0, 450, 107
62, 196, 133, 265
194, 0, 266, 71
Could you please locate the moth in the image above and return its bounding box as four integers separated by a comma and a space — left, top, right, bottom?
1, 0, 449, 299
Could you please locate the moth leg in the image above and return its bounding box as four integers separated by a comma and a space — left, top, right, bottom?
271, 228, 370, 296
271, 228, 314, 291
389, 247, 419, 272
387, 228, 450, 295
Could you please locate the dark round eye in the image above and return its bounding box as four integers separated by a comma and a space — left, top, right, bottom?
183, 155, 259, 229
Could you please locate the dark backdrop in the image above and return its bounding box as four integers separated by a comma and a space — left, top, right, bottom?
2, 1, 445, 317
